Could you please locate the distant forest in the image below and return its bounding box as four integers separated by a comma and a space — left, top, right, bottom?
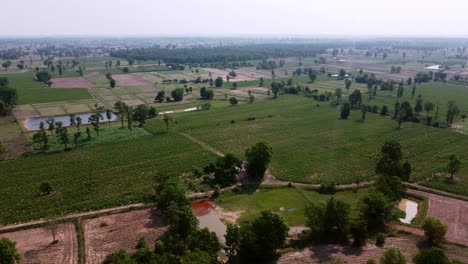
110, 44, 326, 64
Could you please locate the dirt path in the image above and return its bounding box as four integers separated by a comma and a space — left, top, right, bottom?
179, 132, 224, 157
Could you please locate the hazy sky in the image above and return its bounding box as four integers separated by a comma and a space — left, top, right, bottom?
2, 0, 467, 37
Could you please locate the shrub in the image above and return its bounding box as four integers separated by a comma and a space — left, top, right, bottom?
229, 97, 238, 105
247, 117, 256, 121
380, 248, 405, 264
376, 233, 386, 246
39, 182, 53, 195
319, 181, 336, 194
422, 217, 447, 245
413, 248, 449, 264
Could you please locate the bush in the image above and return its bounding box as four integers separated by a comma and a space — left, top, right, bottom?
422, 217, 447, 245
229, 97, 238, 105
380, 248, 405, 264
413, 248, 449, 264
319, 181, 336, 194
247, 117, 256, 121
39, 182, 53, 195
376, 233, 386, 246
0, 237, 21, 264
231, 120, 235, 124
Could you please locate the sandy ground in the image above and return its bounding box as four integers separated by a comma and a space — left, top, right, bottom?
84, 208, 168, 264
0, 223, 78, 264
407, 189, 468, 246
50, 77, 94, 89
112, 74, 152, 86
277, 235, 468, 264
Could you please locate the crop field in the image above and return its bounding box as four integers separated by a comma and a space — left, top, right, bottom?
112, 74, 153, 87
0, 133, 216, 224
84, 209, 168, 264
216, 187, 371, 226
0, 223, 78, 264
146, 95, 468, 195
50, 77, 94, 89
3, 72, 92, 104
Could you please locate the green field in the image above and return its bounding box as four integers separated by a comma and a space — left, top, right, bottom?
146, 95, 468, 194
0, 133, 216, 224
216, 187, 371, 226
3, 72, 92, 104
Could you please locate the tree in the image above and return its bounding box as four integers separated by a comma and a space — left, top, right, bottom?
215, 77, 223, 87
187, 228, 221, 258
225, 223, 241, 261
361, 104, 367, 121
414, 94, 423, 114
376, 176, 403, 201
350, 219, 368, 246
2, 61, 12, 70
381, 105, 388, 116
424, 101, 434, 117
232, 82, 238, 90
345, 79, 352, 93
88, 113, 103, 136
110, 79, 116, 88
213, 153, 242, 187
229, 211, 289, 262
114, 101, 127, 128
180, 250, 211, 264
380, 248, 405, 264
154, 90, 166, 103
126, 107, 133, 130
422, 217, 447, 245
360, 192, 394, 233
340, 101, 351, 119
128, 59, 134, 66
75, 116, 82, 131
375, 140, 410, 180
245, 141, 273, 179
413, 248, 452, 264
106, 109, 112, 128
171, 88, 184, 101
73, 132, 81, 148
57, 127, 70, 150
447, 154, 461, 182
249, 95, 255, 103
0, 238, 21, 264
309, 72, 317, 83
229, 97, 238, 105
133, 105, 149, 127
199, 87, 214, 100
39, 182, 53, 195
446, 100, 460, 125
162, 114, 173, 133
349, 89, 362, 107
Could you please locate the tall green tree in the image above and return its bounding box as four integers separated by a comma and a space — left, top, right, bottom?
422, 217, 447, 246
447, 154, 461, 182
360, 192, 394, 233
414, 94, 423, 114
446, 100, 460, 125
245, 141, 273, 179
340, 101, 351, 119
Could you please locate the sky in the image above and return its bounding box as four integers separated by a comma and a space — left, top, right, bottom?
2, 0, 467, 37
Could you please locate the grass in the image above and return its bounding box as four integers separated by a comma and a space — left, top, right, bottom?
0, 133, 216, 224
146, 95, 468, 195
216, 187, 371, 226
2, 72, 92, 104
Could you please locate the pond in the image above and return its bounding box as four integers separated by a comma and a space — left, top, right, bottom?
24, 111, 118, 131
398, 198, 418, 224
192, 201, 226, 244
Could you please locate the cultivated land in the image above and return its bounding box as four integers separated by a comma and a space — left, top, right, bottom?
84, 209, 168, 264
408, 189, 468, 246
147, 96, 468, 194
0, 133, 216, 224
50, 77, 94, 89
0, 223, 78, 264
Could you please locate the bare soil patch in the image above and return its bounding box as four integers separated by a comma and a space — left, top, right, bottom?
112, 74, 152, 87
277, 235, 468, 264
84, 208, 168, 264
407, 189, 468, 246
0, 223, 78, 264
51, 77, 93, 89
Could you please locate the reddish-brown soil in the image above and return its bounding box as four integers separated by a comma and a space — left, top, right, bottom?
0, 223, 78, 264
50, 77, 94, 89
84, 209, 168, 264
277, 235, 468, 264
407, 189, 468, 246
112, 74, 152, 86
